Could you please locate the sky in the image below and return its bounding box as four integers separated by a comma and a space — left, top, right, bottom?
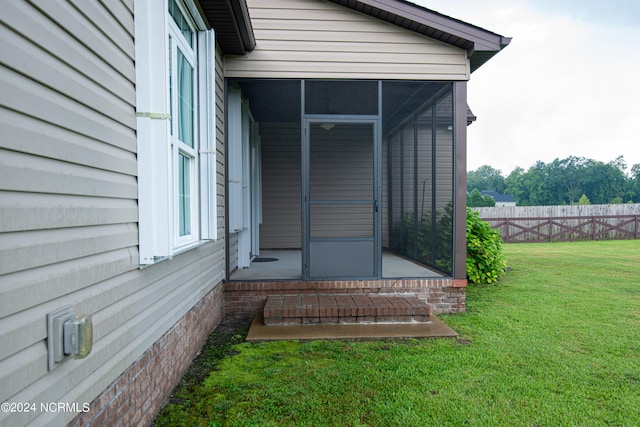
413, 0, 640, 176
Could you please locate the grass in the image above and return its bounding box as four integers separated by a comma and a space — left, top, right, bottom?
155, 240, 640, 426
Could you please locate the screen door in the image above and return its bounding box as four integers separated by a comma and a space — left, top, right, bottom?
305, 121, 378, 279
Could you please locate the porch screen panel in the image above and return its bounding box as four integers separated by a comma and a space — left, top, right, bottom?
260, 122, 302, 248
305, 80, 378, 115
384, 81, 454, 276
389, 133, 403, 253
402, 122, 417, 258
237, 79, 303, 250
416, 108, 434, 265
434, 92, 454, 275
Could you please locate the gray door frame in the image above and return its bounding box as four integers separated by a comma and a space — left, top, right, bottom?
302, 116, 382, 280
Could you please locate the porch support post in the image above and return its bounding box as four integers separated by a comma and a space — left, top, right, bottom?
453, 81, 468, 280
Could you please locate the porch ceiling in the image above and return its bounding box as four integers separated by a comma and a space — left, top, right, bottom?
235, 80, 301, 123
235, 80, 476, 130
235, 80, 447, 126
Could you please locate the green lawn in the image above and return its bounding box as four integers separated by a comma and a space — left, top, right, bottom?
156, 240, 640, 426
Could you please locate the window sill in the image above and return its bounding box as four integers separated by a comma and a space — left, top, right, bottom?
139, 239, 215, 269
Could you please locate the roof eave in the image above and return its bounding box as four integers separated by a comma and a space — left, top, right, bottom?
198, 0, 256, 55
327, 0, 511, 72
197, 0, 510, 68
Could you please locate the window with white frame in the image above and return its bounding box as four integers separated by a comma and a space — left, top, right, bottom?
135, 0, 216, 265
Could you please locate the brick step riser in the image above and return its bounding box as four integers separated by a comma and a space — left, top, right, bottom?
265, 315, 431, 326
263, 293, 431, 326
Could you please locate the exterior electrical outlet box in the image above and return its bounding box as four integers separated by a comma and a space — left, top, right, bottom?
47, 306, 93, 371
47, 306, 74, 371
64, 315, 93, 359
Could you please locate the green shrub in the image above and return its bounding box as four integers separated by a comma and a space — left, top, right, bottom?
466, 208, 506, 284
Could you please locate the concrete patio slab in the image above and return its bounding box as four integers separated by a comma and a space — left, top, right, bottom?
246, 311, 459, 342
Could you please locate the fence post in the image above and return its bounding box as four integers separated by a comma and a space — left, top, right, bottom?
592, 216, 596, 240
505, 219, 510, 243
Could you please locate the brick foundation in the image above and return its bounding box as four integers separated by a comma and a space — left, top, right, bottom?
68, 283, 224, 427
225, 278, 467, 316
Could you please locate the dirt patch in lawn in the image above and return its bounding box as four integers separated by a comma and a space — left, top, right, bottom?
162, 314, 253, 407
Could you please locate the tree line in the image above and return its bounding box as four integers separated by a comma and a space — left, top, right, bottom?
467, 156, 640, 206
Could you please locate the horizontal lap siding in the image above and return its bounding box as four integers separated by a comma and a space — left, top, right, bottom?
435, 128, 454, 211
260, 123, 302, 249
0, 2, 225, 426
225, 0, 469, 80
260, 122, 376, 247
382, 138, 389, 247
309, 124, 374, 238
216, 47, 227, 240
410, 127, 453, 213
389, 133, 402, 247
261, 128, 390, 248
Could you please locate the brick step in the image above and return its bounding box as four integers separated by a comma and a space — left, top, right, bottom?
263, 294, 430, 326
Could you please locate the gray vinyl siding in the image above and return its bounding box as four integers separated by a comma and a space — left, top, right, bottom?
216, 46, 227, 243
309, 124, 374, 238
260, 122, 379, 248
392, 124, 453, 217
225, 0, 469, 80
0, 2, 225, 426
228, 233, 239, 271
259, 124, 390, 249
435, 128, 454, 212
260, 123, 302, 249
381, 137, 389, 247
402, 124, 416, 218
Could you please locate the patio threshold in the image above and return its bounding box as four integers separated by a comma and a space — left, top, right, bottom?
228, 250, 444, 281
246, 311, 458, 341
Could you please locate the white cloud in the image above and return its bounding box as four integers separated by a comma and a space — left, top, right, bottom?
415, 0, 640, 175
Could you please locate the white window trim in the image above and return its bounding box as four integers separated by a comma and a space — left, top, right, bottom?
168, 9, 200, 248
227, 88, 243, 233
135, 0, 216, 266
228, 90, 262, 269
199, 29, 217, 241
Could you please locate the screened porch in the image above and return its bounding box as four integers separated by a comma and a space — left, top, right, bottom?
226, 79, 463, 281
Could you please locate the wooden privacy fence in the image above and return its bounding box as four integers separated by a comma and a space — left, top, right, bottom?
481, 215, 639, 243
476, 204, 640, 243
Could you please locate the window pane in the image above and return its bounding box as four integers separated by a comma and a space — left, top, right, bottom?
168, 0, 193, 47
179, 153, 191, 236
177, 49, 194, 147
